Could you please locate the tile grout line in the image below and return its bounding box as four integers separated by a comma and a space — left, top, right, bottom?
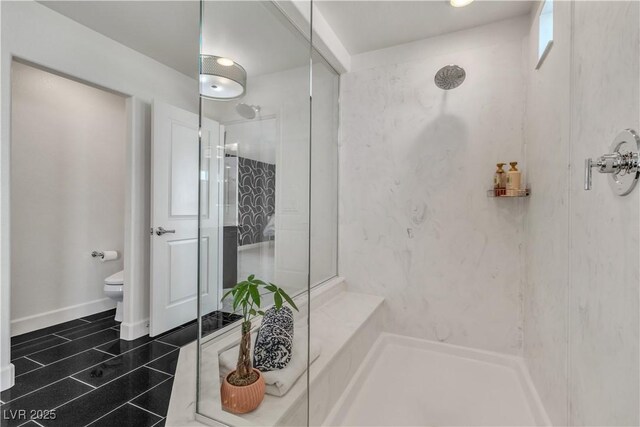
7, 339, 174, 404
2, 375, 76, 405
149, 417, 166, 427
53, 322, 119, 341
4, 343, 119, 404
93, 348, 117, 356
154, 339, 180, 349
124, 375, 175, 412
23, 356, 45, 367
44, 371, 174, 426
10, 317, 112, 348
51, 333, 71, 342
17, 420, 44, 427
94, 336, 178, 356
80, 401, 130, 427
85, 314, 117, 323
128, 401, 165, 420
13, 341, 120, 381
51, 364, 171, 412
128, 375, 174, 402
144, 364, 175, 376
11, 335, 70, 354
21, 328, 120, 361
69, 376, 97, 390
50, 369, 144, 412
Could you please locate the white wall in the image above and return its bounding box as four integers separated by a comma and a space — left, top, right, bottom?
523, 1, 572, 424
568, 1, 639, 424
339, 16, 529, 355
10, 61, 125, 334
0, 0, 198, 391
525, 1, 640, 425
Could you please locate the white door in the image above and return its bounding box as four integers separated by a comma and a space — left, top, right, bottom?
150, 101, 221, 336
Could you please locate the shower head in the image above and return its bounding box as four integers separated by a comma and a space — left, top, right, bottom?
236, 103, 260, 119
434, 65, 466, 90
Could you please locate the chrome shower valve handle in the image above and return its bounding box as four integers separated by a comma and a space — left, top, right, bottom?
584, 129, 640, 196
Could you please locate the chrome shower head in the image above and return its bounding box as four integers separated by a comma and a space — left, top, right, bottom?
236, 103, 260, 119
434, 65, 466, 90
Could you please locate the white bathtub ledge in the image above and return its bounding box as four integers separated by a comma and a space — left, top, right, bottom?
167, 277, 385, 427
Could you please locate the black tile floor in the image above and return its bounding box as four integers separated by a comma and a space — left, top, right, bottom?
1, 309, 241, 427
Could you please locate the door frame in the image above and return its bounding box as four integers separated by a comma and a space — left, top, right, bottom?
0, 59, 151, 391
122, 96, 152, 341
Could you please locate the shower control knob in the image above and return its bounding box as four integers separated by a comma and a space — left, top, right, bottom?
584, 129, 640, 196
584, 157, 595, 191
155, 227, 176, 236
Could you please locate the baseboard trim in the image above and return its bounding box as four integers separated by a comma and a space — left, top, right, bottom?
11, 297, 116, 336
0, 363, 15, 392
120, 318, 149, 341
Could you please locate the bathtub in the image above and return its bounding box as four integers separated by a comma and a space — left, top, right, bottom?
323, 333, 551, 426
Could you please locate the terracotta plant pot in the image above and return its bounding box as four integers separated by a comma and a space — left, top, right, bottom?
221, 368, 266, 414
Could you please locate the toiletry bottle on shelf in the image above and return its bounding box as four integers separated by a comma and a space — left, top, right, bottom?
506, 162, 521, 196
493, 163, 506, 196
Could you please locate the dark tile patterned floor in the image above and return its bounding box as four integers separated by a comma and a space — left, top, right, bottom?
1, 309, 240, 427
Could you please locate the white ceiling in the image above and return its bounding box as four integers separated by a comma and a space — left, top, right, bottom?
201, 1, 310, 77
40, 1, 201, 78
315, 0, 534, 55
39, 1, 310, 79
41, 1, 534, 78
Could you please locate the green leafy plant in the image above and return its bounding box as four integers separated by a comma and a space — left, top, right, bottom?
221, 274, 299, 385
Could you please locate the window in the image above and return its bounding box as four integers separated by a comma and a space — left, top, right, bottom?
536, 0, 553, 69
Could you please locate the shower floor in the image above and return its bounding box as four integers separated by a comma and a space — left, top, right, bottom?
324, 333, 549, 426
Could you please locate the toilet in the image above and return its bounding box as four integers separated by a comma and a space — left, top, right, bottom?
104, 270, 124, 322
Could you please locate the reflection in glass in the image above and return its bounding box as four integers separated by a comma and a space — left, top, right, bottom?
311, 52, 340, 286
197, 1, 316, 425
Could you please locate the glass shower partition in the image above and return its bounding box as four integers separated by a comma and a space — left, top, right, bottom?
196, 1, 312, 425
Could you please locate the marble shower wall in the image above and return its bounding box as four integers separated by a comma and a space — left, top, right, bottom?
523, 1, 572, 425
524, 1, 640, 426
339, 17, 529, 355
568, 1, 639, 424
525, 2, 640, 425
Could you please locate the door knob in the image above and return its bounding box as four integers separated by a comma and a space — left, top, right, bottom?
584, 129, 640, 196
155, 227, 176, 236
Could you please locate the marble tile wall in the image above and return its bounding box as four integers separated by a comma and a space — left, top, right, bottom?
339, 17, 529, 355
525, 2, 640, 425
568, 1, 639, 424
523, 1, 572, 425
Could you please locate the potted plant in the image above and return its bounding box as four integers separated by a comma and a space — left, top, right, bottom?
220, 274, 299, 414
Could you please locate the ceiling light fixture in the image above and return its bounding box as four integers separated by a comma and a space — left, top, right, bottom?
216, 57, 235, 66
200, 55, 246, 100
450, 0, 474, 7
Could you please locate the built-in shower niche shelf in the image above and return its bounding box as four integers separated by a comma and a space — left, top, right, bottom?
487, 188, 531, 198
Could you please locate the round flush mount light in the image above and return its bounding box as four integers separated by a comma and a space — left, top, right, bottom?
450, 0, 474, 7
216, 57, 235, 66
200, 55, 246, 100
